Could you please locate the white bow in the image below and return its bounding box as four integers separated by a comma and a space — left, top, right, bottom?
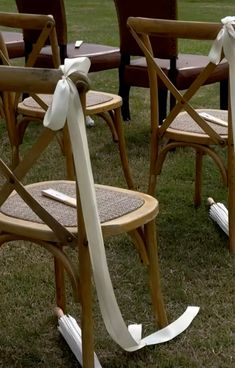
209, 16, 235, 148
43, 57, 199, 352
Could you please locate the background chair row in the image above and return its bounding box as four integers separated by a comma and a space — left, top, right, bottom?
2, 0, 229, 124
0, 12, 134, 188
0, 2, 232, 253
114, 0, 228, 121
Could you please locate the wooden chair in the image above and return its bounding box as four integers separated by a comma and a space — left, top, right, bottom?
114, 0, 228, 121
0, 12, 60, 166
127, 17, 235, 253
17, 90, 135, 187
0, 64, 167, 367
0, 12, 134, 188
15, 0, 121, 72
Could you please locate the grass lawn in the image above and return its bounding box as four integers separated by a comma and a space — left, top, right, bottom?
0, 1, 234, 367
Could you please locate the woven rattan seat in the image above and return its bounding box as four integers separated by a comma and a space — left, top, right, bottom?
1, 181, 144, 226
20, 91, 113, 110
170, 109, 227, 136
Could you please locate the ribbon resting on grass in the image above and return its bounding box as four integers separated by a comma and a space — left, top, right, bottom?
43, 57, 199, 351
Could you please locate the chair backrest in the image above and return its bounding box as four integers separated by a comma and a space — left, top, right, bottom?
0, 12, 60, 166
0, 64, 88, 233
0, 12, 60, 67
15, 0, 68, 61
113, 0, 178, 59
127, 17, 227, 142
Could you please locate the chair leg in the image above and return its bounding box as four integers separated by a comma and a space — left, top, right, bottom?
194, 149, 204, 207
148, 170, 158, 197
148, 139, 159, 196
220, 80, 228, 110
79, 239, 94, 368
11, 145, 20, 169
54, 254, 66, 312
114, 107, 135, 189
227, 144, 235, 253
159, 88, 168, 123
118, 57, 131, 121
97, 111, 119, 142
128, 228, 149, 265
119, 83, 168, 123
145, 221, 168, 328
119, 83, 131, 121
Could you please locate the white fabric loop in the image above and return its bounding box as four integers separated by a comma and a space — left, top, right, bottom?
44, 56, 90, 131
209, 16, 235, 148
209, 16, 235, 64
43, 57, 199, 352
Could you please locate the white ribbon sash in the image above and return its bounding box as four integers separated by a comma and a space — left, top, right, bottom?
43, 57, 199, 351
209, 16, 235, 148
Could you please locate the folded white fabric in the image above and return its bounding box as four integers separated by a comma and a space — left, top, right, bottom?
86, 116, 95, 127
209, 16, 235, 149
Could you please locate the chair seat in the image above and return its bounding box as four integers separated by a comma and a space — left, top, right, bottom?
17, 90, 122, 118
1, 31, 25, 58
167, 109, 228, 144
17, 90, 134, 189
34, 43, 121, 72
66, 43, 121, 72
125, 57, 170, 87
124, 54, 228, 89
0, 180, 158, 241
175, 54, 228, 89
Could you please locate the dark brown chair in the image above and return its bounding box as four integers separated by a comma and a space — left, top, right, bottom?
114, 0, 229, 121
15, 0, 121, 72
1, 30, 25, 58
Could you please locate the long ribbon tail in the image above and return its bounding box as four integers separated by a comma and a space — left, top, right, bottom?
44, 57, 199, 352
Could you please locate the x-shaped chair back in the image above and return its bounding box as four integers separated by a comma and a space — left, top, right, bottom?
128, 18, 225, 140
0, 12, 60, 67
0, 12, 61, 168
0, 65, 95, 365
128, 17, 235, 253
0, 67, 87, 237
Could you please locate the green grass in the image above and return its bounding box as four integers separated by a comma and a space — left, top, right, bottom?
0, 1, 235, 367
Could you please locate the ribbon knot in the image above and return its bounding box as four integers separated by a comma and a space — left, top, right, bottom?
43, 57, 91, 131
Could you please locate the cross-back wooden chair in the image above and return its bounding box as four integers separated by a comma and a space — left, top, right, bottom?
16, 89, 134, 187
0, 12, 60, 167
114, 0, 228, 121
0, 64, 167, 366
0, 11, 134, 188
15, 0, 120, 72
127, 17, 235, 253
